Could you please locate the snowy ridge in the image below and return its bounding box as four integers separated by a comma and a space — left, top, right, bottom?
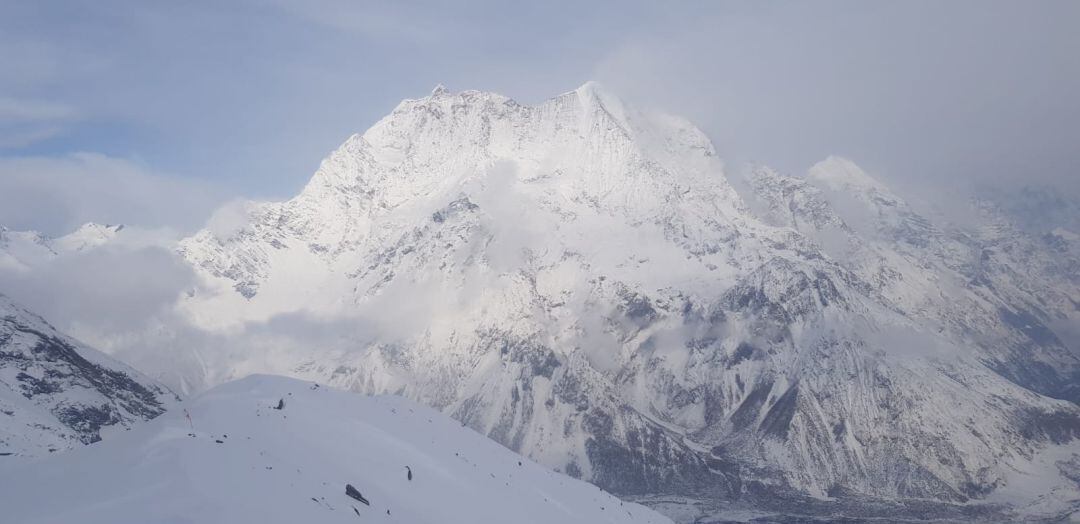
743, 164, 1080, 403
0, 294, 176, 456
0, 374, 672, 524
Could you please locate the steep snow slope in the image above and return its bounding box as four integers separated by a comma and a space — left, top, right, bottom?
0, 293, 176, 456
743, 159, 1080, 403
0, 374, 671, 524
165, 84, 1080, 519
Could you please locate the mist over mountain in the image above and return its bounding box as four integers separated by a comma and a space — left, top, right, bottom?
2, 1, 1079, 521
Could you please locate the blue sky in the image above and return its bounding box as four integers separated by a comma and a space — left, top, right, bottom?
1, 0, 1077, 234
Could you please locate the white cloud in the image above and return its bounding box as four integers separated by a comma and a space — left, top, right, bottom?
591, 1, 1080, 198
0, 242, 196, 334
0, 152, 226, 235
204, 199, 256, 238
0, 97, 78, 149
0, 125, 64, 149
0, 97, 77, 122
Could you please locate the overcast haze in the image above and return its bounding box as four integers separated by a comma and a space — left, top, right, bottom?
1, 0, 1077, 234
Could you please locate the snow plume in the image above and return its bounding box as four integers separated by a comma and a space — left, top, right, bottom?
205, 198, 257, 238
470, 159, 541, 272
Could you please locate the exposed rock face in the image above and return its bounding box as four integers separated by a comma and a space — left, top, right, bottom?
0, 294, 176, 455
172, 84, 1080, 519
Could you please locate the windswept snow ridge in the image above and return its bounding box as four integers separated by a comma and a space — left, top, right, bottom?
0, 374, 671, 524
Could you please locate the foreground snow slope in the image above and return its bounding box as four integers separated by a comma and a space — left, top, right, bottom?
0, 374, 671, 524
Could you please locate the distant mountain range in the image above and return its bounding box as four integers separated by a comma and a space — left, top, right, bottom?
2, 83, 1077, 522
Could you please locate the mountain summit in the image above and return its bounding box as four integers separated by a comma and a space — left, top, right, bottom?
170, 84, 1080, 521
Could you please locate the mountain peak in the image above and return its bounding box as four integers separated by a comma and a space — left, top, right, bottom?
807, 155, 889, 194
52, 222, 124, 253
570, 80, 626, 119
430, 83, 449, 97
573, 80, 605, 97
72, 221, 124, 234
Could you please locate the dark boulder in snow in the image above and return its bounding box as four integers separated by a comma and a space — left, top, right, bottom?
345, 484, 369, 505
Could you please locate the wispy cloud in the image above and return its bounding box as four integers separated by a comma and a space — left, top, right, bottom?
0, 152, 226, 235
0, 97, 79, 149
0, 97, 77, 122
590, 1, 1080, 198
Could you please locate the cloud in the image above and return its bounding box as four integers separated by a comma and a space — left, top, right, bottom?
0, 126, 65, 149
261, 0, 446, 43
0, 97, 76, 122
0, 241, 196, 334
0, 152, 226, 235
0, 224, 376, 395
591, 1, 1080, 199
0, 97, 78, 149
204, 199, 256, 238
95, 308, 378, 396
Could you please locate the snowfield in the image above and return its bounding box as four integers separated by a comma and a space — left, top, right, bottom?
0, 374, 672, 524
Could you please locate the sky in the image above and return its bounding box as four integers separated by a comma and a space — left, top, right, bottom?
0, 0, 1078, 235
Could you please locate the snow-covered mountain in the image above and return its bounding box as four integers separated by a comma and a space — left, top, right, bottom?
0, 293, 176, 456
743, 159, 1080, 404
0, 222, 124, 271
167, 83, 1080, 520
0, 374, 671, 524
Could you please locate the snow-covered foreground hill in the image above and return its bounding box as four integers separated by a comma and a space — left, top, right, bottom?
0, 374, 671, 524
